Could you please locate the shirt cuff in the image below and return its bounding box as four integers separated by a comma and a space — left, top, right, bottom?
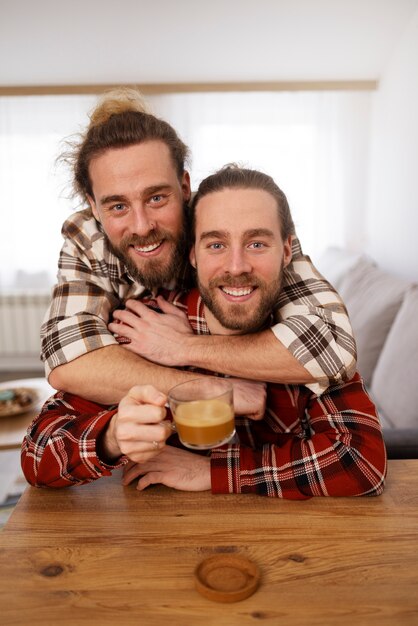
270, 322, 329, 394
88, 409, 128, 475
210, 445, 241, 494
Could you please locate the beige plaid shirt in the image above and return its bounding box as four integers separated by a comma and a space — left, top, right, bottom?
41, 208, 357, 394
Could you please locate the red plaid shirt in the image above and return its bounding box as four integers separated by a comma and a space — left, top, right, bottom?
22, 290, 386, 498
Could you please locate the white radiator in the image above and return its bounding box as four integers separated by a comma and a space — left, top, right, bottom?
0, 292, 50, 369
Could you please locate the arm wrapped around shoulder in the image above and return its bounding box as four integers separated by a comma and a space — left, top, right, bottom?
272, 238, 357, 395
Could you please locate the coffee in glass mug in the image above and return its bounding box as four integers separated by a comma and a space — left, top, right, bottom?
168, 378, 234, 450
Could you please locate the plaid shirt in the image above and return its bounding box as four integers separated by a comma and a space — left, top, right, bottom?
40, 208, 357, 394
23, 289, 386, 498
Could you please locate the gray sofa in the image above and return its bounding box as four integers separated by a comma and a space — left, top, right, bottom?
316, 248, 418, 459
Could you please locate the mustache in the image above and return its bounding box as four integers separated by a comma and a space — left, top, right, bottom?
209, 274, 261, 289
119, 229, 174, 250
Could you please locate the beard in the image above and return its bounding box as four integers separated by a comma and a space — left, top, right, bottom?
197, 260, 284, 333
107, 224, 188, 290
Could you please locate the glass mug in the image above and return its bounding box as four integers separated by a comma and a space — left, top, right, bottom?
168, 378, 235, 450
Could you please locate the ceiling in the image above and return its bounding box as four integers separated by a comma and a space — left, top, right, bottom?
1, 0, 418, 87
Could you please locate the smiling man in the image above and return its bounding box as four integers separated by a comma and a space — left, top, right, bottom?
88, 141, 189, 290
191, 185, 292, 334
23, 166, 386, 498
41, 87, 357, 412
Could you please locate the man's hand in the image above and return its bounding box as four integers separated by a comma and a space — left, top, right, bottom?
230, 378, 267, 420
108, 296, 193, 366
101, 385, 173, 463
122, 446, 212, 492
109, 296, 267, 419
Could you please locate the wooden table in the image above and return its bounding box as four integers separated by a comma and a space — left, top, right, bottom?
0, 460, 417, 626
0, 377, 53, 450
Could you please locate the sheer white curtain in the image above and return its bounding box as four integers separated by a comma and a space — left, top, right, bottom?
0, 95, 96, 291
0, 91, 372, 291
151, 91, 372, 259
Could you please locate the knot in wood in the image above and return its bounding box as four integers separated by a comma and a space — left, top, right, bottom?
41, 564, 64, 577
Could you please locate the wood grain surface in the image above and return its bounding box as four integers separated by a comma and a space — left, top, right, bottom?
0, 459, 417, 625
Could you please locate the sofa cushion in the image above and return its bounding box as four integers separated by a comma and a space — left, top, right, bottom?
338, 258, 410, 385
378, 411, 394, 430
314, 247, 363, 290
370, 287, 418, 429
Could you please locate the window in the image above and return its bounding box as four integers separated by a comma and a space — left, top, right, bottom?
0, 90, 372, 291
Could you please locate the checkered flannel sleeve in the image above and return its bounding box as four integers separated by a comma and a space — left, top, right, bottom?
210, 374, 387, 499
40, 210, 137, 377
272, 238, 357, 395
21, 393, 125, 488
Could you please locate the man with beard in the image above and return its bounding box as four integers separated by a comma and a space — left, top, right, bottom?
41, 88, 357, 416
23, 166, 386, 498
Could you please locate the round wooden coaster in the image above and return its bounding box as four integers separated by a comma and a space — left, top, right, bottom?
194, 554, 261, 603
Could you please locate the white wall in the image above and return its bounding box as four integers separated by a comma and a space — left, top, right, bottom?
1, 0, 417, 84
366, 7, 418, 282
